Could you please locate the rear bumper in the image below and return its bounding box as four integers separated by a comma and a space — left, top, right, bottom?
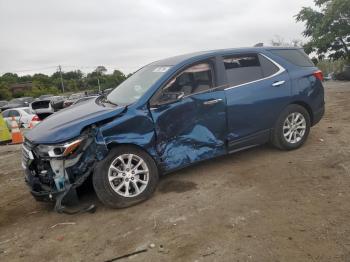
312, 102, 325, 126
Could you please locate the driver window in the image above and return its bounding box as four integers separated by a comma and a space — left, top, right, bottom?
154, 63, 214, 105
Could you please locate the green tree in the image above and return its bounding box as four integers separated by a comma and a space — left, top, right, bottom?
32, 74, 52, 88
24, 85, 59, 98
18, 75, 32, 83
95, 66, 107, 75
1, 73, 19, 85
296, 0, 350, 62
0, 67, 127, 99
52, 69, 84, 91
0, 82, 11, 100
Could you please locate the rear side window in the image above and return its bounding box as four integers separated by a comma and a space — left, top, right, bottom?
258, 54, 280, 77
269, 49, 314, 67
224, 54, 263, 86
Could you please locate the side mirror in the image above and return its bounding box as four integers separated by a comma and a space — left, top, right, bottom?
150, 89, 185, 108
162, 91, 185, 101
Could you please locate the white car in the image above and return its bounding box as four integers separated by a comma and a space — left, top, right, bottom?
31, 95, 65, 119
1, 107, 39, 129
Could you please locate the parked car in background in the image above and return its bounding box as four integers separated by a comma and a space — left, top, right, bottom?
31, 95, 65, 120
50, 96, 66, 111
323, 72, 334, 81
63, 93, 85, 108
0, 100, 8, 111
37, 94, 54, 100
23, 47, 324, 212
2, 107, 39, 129
72, 95, 99, 105
2, 97, 34, 111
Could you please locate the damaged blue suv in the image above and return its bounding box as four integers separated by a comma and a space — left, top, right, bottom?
23, 47, 325, 211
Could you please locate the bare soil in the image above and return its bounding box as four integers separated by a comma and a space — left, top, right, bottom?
1, 81, 350, 262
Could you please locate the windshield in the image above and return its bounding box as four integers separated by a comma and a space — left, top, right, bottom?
107, 65, 171, 105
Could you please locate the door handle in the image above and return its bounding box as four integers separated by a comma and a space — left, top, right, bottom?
203, 98, 222, 105
272, 80, 285, 87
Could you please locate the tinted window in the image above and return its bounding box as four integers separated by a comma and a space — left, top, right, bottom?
258, 54, 280, 77
269, 49, 314, 67
224, 54, 263, 86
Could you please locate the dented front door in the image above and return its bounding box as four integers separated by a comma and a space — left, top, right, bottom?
150, 90, 227, 171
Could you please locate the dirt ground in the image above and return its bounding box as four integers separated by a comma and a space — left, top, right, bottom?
1, 81, 350, 262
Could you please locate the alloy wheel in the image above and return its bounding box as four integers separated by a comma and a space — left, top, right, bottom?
108, 154, 149, 198
283, 112, 307, 144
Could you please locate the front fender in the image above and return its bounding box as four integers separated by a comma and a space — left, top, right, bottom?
98, 106, 160, 164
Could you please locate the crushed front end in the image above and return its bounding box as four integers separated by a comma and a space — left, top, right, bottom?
22, 128, 108, 213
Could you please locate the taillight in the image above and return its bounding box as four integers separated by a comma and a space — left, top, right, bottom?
313, 70, 323, 81
32, 115, 40, 121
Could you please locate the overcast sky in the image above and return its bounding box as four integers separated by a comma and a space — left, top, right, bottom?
0, 0, 314, 76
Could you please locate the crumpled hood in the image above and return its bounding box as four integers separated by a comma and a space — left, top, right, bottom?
25, 98, 126, 144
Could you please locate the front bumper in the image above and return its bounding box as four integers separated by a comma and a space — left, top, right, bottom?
22, 135, 105, 202
24, 168, 58, 202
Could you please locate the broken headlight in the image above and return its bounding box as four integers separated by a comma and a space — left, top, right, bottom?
35, 138, 85, 158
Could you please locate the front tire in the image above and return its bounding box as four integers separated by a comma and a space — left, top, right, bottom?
271, 104, 311, 150
93, 146, 159, 208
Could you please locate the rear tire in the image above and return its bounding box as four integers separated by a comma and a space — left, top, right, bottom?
93, 145, 159, 208
271, 104, 311, 150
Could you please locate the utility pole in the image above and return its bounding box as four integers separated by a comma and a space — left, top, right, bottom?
58, 65, 65, 93
97, 77, 101, 94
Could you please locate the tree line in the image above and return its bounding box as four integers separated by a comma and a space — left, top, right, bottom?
1, 0, 349, 101
296, 0, 349, 64
0, 66, 129, 100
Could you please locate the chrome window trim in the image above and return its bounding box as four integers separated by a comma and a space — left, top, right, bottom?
224, 53, 286, 91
